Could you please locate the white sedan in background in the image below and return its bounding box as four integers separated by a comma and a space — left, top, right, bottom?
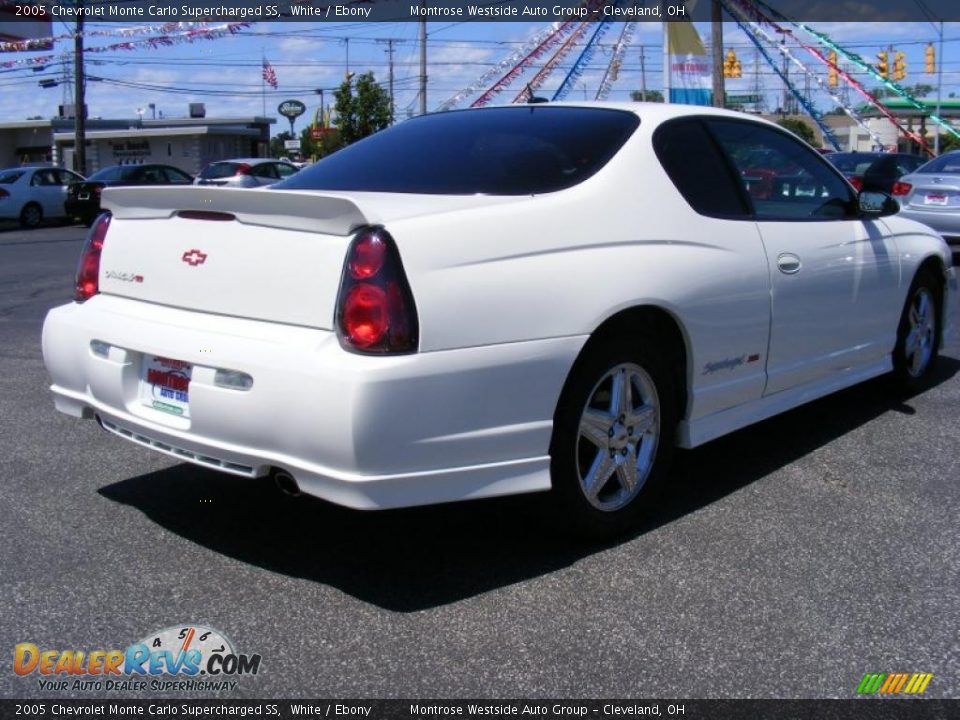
0, 166, 86, 228
41, 103, 956, 536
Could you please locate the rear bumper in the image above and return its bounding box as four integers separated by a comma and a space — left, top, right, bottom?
42, 295, 584, 509
65, 199, 100, 218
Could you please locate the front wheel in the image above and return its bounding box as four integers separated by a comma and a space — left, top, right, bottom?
893, 269, 941, 388
550, 332, 677, 538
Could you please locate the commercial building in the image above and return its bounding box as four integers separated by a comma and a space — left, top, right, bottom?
0, 107, 274, 175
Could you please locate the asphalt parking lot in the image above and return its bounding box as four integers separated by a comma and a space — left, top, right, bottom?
1, 222, 958, 700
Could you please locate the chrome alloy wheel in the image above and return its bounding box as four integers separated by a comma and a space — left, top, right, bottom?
575, 362, 660, 512
904, 287, 936, 378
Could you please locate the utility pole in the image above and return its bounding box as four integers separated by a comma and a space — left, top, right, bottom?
344, 37, 350, 75
752, 51, 763, 112
782, 43, 790, 114
418, 8, 427, 115
711, 0, 725, 108
73, 12, 86, 175
935, 22, 943, 154
639, 45, 647, 101
386, 39, 395, 120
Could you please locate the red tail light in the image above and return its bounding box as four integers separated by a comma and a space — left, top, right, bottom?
236, 163, 252, 176
892, 181, 912, 196
849, 176, 863, 191
93, 184, 103, 196
74, 214, 110, 302
336, 227, 418, 354
0, 188, 9, 199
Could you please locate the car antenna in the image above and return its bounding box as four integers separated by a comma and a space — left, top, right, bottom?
526, 84, 549, 104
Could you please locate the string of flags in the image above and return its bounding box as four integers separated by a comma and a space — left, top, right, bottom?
0, 23, 213, 53
0, 22, 251, 70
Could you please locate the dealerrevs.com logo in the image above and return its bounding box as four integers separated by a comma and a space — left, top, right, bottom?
13, 625, 261, 693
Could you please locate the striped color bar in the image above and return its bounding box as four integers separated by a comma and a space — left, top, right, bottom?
857, 672, 933, 694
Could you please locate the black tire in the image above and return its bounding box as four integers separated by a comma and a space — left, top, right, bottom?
19, 202, 42, 229
549, 327, 678, 539
892, 268, 942, 389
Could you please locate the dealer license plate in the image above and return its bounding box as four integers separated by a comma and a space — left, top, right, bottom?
139, 355, 192, 418
924, 193, 948, 206
78, 193, 90, 200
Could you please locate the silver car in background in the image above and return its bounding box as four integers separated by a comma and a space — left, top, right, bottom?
898, 150, 960, 248
194, 158, 300, 189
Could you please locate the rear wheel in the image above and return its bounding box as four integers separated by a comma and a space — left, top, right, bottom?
19, 202, 42, 229
550, 331, 677, 538
893, 269, 941, 388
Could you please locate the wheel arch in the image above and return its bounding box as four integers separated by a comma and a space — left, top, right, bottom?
911, 254, 949, 343
20, 200, 42, 222
555, 304, 692, 426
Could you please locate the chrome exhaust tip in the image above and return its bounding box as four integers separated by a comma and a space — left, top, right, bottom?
272, 469, 301, 497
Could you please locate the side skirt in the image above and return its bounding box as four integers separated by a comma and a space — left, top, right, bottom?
677, 357, 893, 449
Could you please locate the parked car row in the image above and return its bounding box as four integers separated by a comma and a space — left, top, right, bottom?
1, 158, 300, 228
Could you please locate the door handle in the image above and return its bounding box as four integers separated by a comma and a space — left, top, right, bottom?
777, 253, 802, 274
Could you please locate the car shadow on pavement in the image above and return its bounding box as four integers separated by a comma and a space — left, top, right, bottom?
98, 357, 959, 612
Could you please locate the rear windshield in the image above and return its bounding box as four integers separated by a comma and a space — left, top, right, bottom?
200, 163, 244, 179
0, 170, 25, 184
828, 154, 881, 174
274, 106, 640, 195
87, 166, 136, 183
915, 152, 960, 174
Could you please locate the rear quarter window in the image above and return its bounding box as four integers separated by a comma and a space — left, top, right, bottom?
653, 119, 749, 217
274, 106, 640, 195
200, 163, 243, 180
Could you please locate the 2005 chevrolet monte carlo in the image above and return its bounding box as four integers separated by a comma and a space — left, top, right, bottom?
42, 103, 957, 536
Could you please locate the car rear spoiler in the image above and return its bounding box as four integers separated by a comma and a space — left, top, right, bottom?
102, 186, 371, 237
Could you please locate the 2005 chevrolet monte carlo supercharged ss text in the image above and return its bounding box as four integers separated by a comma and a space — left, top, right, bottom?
42, 103, 957, 536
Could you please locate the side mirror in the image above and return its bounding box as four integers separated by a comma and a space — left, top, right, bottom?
859, 190, 899, 218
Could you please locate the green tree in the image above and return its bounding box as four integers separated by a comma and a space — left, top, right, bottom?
937, 132, 960, 154
269, 130, 294, 157
777, 118, 816, 145
333, 72, 393, 146
630, 90, 664, 103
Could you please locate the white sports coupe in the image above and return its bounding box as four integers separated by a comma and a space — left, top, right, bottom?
42, 103, 957, 535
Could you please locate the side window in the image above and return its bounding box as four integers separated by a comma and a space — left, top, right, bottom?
251, 163, 279, 179
707, 120, 855, 220
162, 167, 192, 184
54, 170, 80, 185
276, 163, 298, 178
653, 119, 749, 218
31, 170, 56, 186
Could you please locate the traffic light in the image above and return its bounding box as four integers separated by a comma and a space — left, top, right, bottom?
827, 50, 838, 87
723, 49, 742, 79
926, 43, 936, 74
876, 51, 889, 79
893, 51, 907, 81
